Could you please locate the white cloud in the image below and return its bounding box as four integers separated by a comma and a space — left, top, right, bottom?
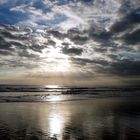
0, 0, 8, 5
6, 0, 121, 31
43, 0, 121, 31
10, 4, 27, 13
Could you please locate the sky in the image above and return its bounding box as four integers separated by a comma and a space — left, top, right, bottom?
0, 0, 140, 86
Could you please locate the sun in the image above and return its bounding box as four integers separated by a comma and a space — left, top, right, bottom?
40, 46, 71, 72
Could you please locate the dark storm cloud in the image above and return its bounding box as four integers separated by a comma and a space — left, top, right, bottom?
110, 7, 140, 46
62, 47, 83, 55
29, 44, 46, 53
0, 36, 12, 50
69, 35, 89, 45
47, 40, 56, 46
108, 0, 140, 46
47, 27, 110, 46
61, 42, 71, 47
71, 57, 109, 66
107, 54, 118, 60
110, 20, 129, 34
0, 24, 31, 39
122, 29, 140, 45
0, 24, 45, 55
46, 5, 139, 49
109, 60, 140, 76
9, 41, 24, 48
86, 4, 139, 47
67, 28, 89, 45
89, 27, 111, 43
48, 26, 111, 48
47, 30, 66, 39
110, 8, 140, 34
70, 56, 140, 76
87, 7, 140, 47
47, 28, 89, 45
94, 47, 107, 53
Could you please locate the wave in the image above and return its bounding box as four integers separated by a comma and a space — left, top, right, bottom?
0, 85, 140, 102
0, 85, 140, 92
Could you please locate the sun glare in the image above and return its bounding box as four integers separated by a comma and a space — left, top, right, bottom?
45, 85, 60, 89
41, 47, 71, 72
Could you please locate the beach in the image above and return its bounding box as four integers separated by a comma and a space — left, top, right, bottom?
0, 97, 140, 140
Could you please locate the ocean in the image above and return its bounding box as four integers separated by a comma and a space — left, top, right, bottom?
0, 85, 140, 102
0, 85, 140, 140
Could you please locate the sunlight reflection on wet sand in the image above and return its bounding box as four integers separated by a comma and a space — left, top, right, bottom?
49, 112, 64, 138
48, 95, 62, 102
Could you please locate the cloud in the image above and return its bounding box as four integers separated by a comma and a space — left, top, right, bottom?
110, 7, 140, 34
0, 0, 121, 30
0, 24, 44, 70
47, 30, 66, 39
62, 46, 83, 55
71, 57, 109, 66
67, 28, 89, 44
0, 35, 11, 50
10, 4, 27, 13
0, 0, 140, 85
123, 29, 140, 45
109, 60, 140, 76
89, 27, 112, 43
0, 50, 12, 55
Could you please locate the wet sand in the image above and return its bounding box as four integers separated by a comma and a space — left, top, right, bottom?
0, 97, 140, 140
